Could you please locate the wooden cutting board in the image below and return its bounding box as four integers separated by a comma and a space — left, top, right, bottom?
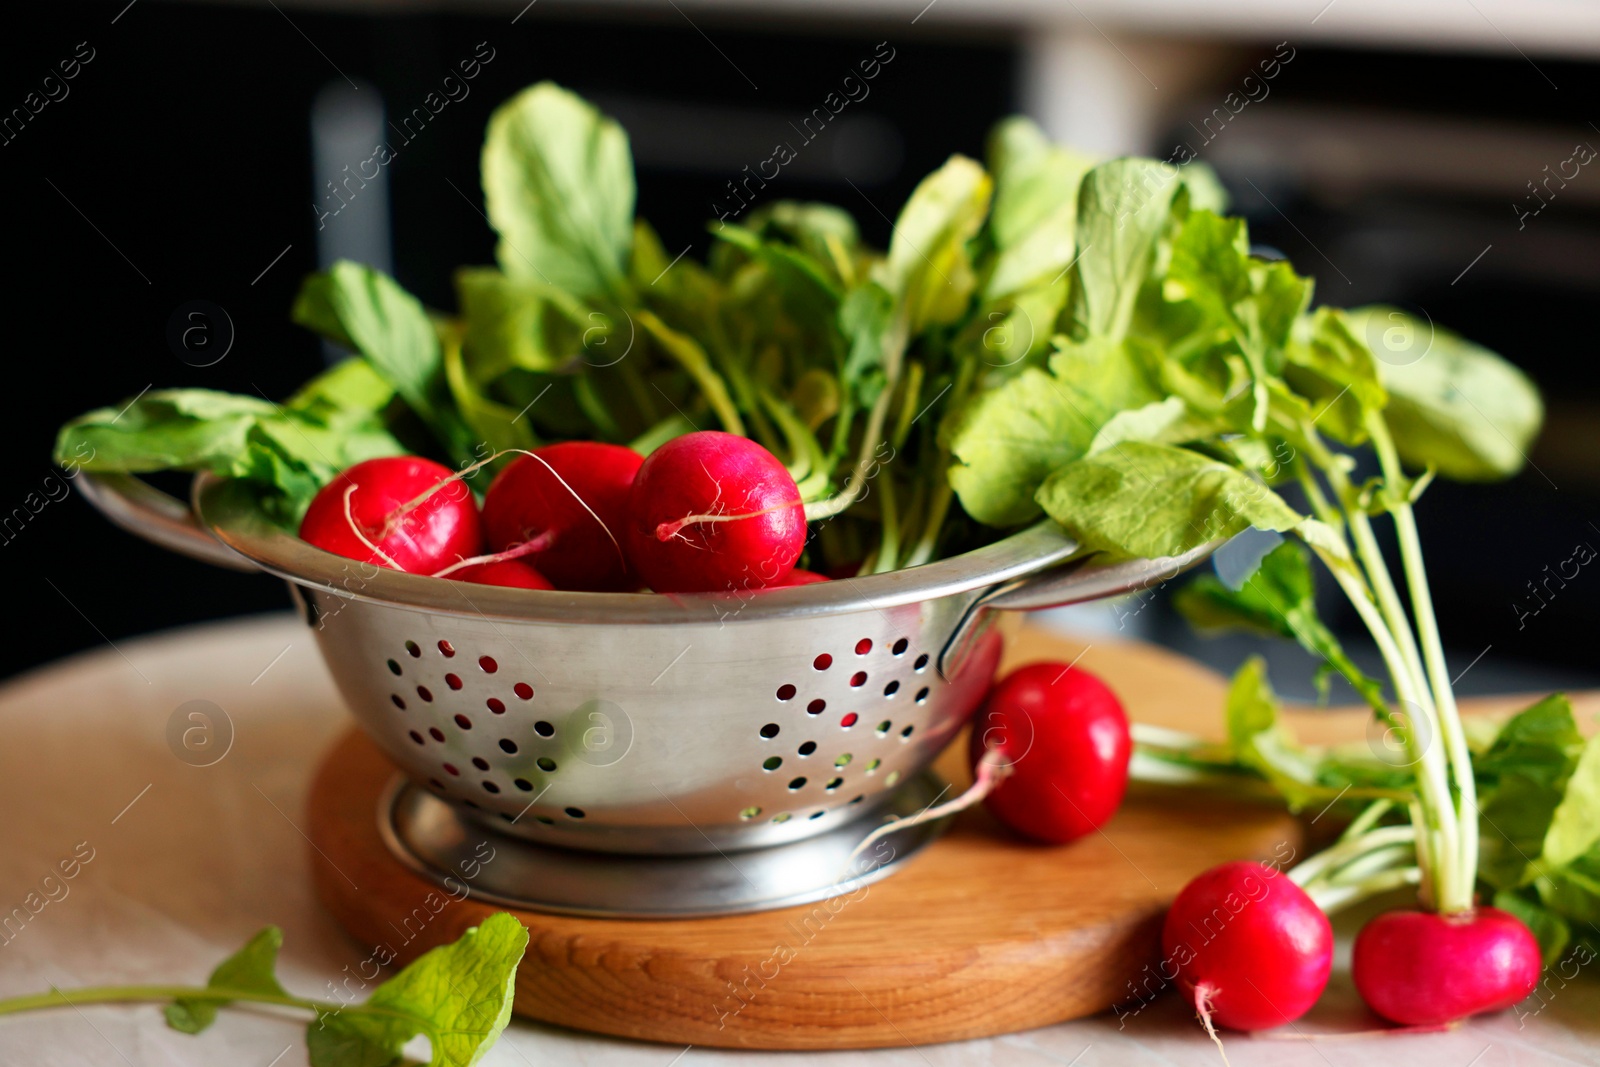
308, 628, 1596, 1048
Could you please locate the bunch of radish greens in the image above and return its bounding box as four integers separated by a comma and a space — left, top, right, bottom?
57, 83, 1128, 575
53, 79, 1592, 1028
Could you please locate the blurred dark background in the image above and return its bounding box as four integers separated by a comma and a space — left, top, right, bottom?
4, 1, 1597, 696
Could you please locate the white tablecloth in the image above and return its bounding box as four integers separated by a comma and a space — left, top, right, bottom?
1, 614, 1594, 1065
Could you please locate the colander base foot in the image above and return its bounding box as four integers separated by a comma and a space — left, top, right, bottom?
377, 772, 950, 918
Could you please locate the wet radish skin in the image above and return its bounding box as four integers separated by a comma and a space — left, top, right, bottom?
482, 442, 641, 591
299, 456, 482, 574
1162, 860, 1333, 1031
1353, 907, 1541, 1026
969, 662, 1131, 843
624, 431, 806, 593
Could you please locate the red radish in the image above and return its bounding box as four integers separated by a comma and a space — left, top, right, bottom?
444, 559, 554, 590
1163, 861, 1333, 1033
299, 456, 482, 574
767, 568, 829, 588
482, 442, 641, 591
1352, 907, 1540, 1026
624, 431, 806, 594
968, 662, 1131, 843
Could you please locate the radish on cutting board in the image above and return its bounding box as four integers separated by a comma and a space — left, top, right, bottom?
1162, 860, 1333, 1034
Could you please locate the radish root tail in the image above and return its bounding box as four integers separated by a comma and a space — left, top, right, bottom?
343, 484, 402, 571
431, 530, 556, 579
655, 499, 804, 543
380, 448, 627, 569
379, 450, 508, 540
842, 747, 1012, 873
1194, 985, 1233, 1067
519, 452, 626, 566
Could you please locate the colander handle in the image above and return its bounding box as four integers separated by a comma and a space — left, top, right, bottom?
979, 539, 1219, 613
937, 540, 1220, 678
76, 473, 259, 572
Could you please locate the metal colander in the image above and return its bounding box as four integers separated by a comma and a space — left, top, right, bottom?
80, 472, 1210, 859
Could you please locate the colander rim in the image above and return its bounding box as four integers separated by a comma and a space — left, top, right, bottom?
191, 472, 1083, 625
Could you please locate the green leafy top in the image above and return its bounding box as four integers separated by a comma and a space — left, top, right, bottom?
50, 80, 1545, 591
482, 82, 636, 301
0, 913, 530, 1067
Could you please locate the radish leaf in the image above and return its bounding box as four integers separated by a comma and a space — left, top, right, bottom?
166, 926, 287, 1034
482, 82, 635, 301
1035, 441, 1304, 559
1349, 306, 1543, 480
982, 116, 1094, 300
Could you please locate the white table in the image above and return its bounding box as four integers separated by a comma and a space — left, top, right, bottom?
1, 614, 1595, 1065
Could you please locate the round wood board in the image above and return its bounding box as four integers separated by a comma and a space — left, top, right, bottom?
306, 628, 1299, 1050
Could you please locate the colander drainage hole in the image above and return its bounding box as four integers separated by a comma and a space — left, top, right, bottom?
416, 687, 433, 703
776, 683, 796, 701
835, 753, 853, 767
809, 811, 825, 820
454, 714, 472, 730
537, 757, 557, 772
759, 723, 780, 739
855, 638, 872, 655
915, 687, 930, 704
788, 777, 806, 791
498, 812, 513, 823
564, 807, 585, 819
391, 695, 406, 710
534, 720, 554, 737
405, 641, 421, 658
797, 741, 817, 756
841, 713, 859, 728
438, 640, 455, 657
914, 653, 930, 672
892, 638, 909, 656
513, 778, 533, 791
514, 682, 534, 700
499, 739, 518, 754
443, 763, 460, 776
428, 727, 446, 742
387, 659, 402, 676
901, 725, 915, 740
409, 731, 424, 745
885, 770, 901, 787
825, 777, 843, 791
883, 680, 900, 697
534, 815, 554, 825
482, 781, 500, 794
813, 653, 832, 671
486, 698, 506, 714
772, 812, 791, 823
471, 757, 489, 771
875, 720, 891, 736
479, 655, 498, 674
807, 699, 826, 715
762, 756, 782, 771
866, 758, 881, 772
428, 777, 444, 790
739, 806, 761, 820
849, 671, 868, 688
445, 674, 463, 691
850, 795, 865, 804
